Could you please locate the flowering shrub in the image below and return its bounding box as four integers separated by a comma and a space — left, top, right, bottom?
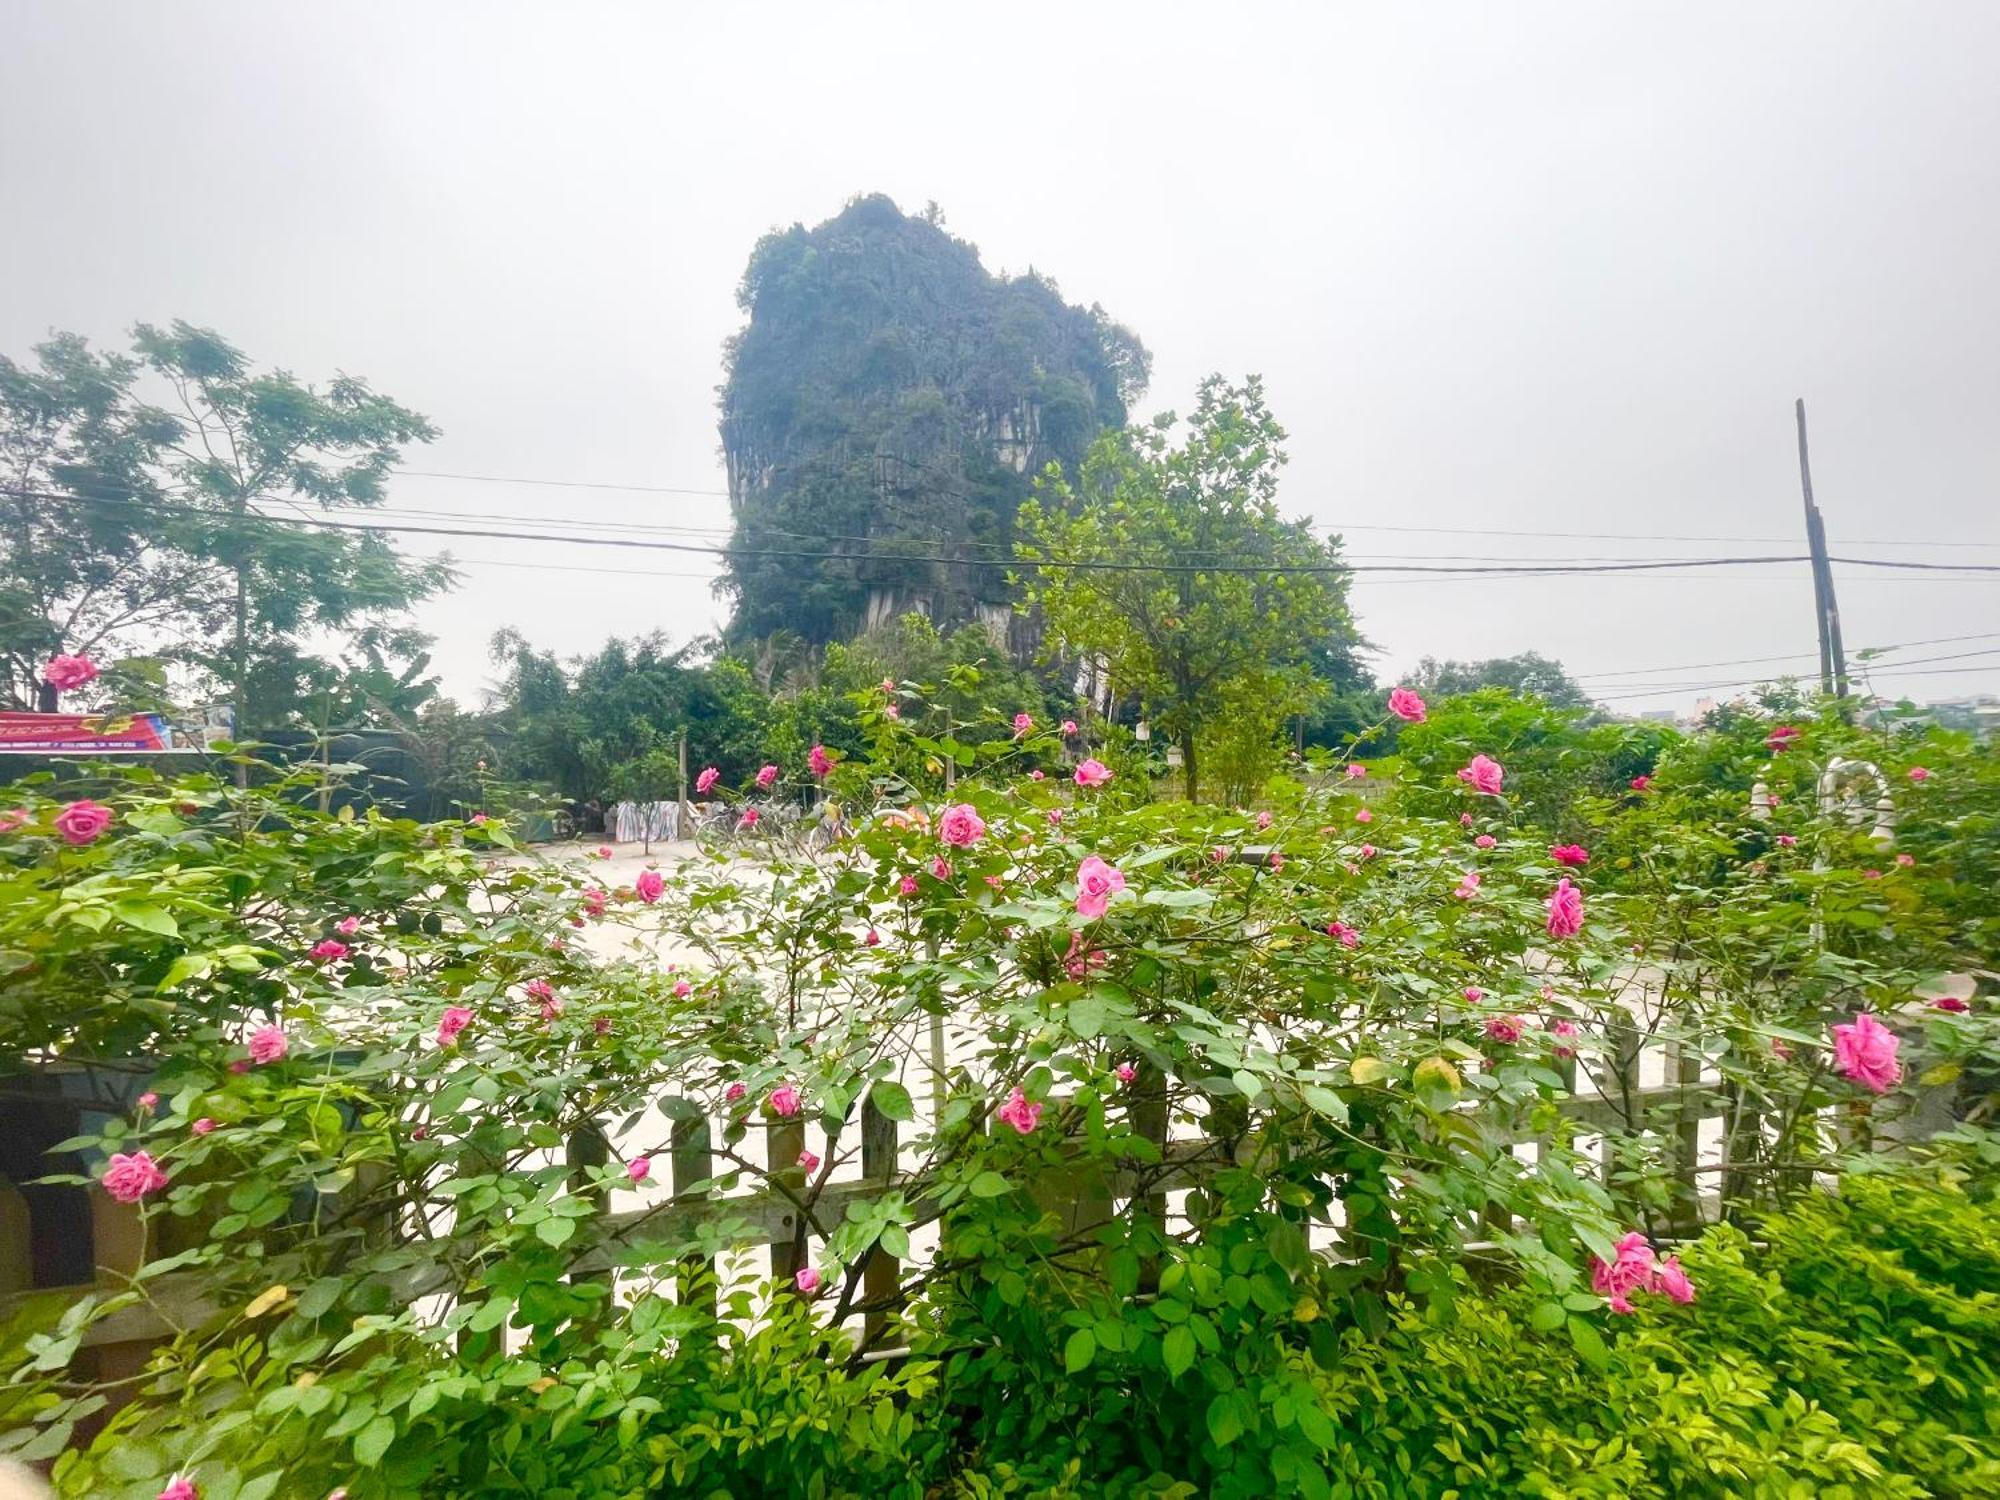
0, 689, 1994, 1496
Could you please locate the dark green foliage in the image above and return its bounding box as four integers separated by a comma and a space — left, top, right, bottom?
718, 194, 1148, 644
1413, 650, 1589, 708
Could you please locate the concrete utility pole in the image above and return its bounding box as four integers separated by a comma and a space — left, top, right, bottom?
1795, 399, 1849, 699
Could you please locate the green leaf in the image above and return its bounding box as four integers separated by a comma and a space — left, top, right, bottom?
869, 1080, 915, 1122
157, 953, 212, 993
1069, 995, 1106, 1039
353, 1412, 397, 1467
534, 1215, 577, 1248
1162, 1324, 1196, 1379
1566, 1314, 1609, 1372
1206, 1392, 1245, 1448
1299, 1085, 1349, 1124
112, 900, 178, 938
969, 1171, 1010, 1199
1528, 1300, 1566, 1333
1064, 1327, 1097, 1373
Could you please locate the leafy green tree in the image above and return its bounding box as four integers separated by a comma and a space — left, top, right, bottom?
1414, 650, 1588, 708
0, 334, 193, 708
129, 321, 449, 732
718, 194, 1148, 645
1016, 375, 1356, 800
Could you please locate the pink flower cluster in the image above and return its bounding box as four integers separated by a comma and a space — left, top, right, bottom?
1590, 1230, 1695, 1313
996, 1087, 1042, 1134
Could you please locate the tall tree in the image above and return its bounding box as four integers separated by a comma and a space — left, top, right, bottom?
131, 321, 450, 733
1016, 376, 1356, 800
0, 334, 194, 708
718, 194, 1148, 646
1413, 651, 1588, 708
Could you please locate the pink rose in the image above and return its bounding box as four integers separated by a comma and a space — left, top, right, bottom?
1473, 834, 1496, 849
885, 703, 901, 720
1387, 687, 1426, 723
1047, 808, 1064, 826
1776, 834, 1797, 848
1894, 852, 1915, 868
1549, 844, 1589, 867
737, 807, 761, 831
1355, 807, 1373, 825
1630, 775, 1652, 792
808, 744, 835, 779
797, 1149, 820, 1174
673, 978, 692, 998
1326, 920, 1359, 948
1061, 719, 1079, 736
1456, 754, 1504, 796
1028, 769, 1044, 781
1256, 810, 1273, 830
1073, 758, 1112, 788
42, 653, 100, 692
1652, 1254, 1696, 1305
191, 1117, 217, 1135
583, 886, 608, 916
1453, 872, 1481, 900
247, 1025, 288, 1065
102, 1150, 169, 1203
1464, 986, 1486, 1003
724, 1082, 746, 1103
309, 939, 348, 963
899, 875, 919, 897
1483, 1015, 1523, 1043
469, 812, 489, 825
627, 1157, 651, 1183
1013, 713, 1034, 738
995, 1086, 1043, 1135
1074, 854, 1126, 919
695, 766, 720, 795
1358, 844, 1375, 859
636, 868, 664, 904
769, 1083, 802, 1118
940, 803, 986, 847
1764, 725, 1801, 753
436, 1006, 474, 1047
1115, 1062, 1137, 1084
864, 928, 880, 947
756, 763, 780, 788
1590, 1230, 1658, 1314
596, 845, 613, 860
1831, 1012, 1901, 1094
794, 1267, 822, 1294
525, 978, 554, 1003
54, 799, 115, 845
1907, 766, 1931, 783
932, 855, 953, 881
137, 1091, 159, 1110
335, 915, 361, 936
0, 808, 28, 834
1545, 878, 1584, 939
1933, 996, 1970, 1013
1345, 763, 1366, 779
156, 1478, 199, 1500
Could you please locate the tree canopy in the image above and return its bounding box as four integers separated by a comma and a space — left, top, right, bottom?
1414, 651, 1588, 708
1016, 376, 1357, 800
718, 194, 1148, 646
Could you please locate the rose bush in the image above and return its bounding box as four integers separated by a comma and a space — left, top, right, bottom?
0, 686, 1994, 1497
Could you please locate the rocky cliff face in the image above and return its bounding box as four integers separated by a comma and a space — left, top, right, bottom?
717, 194, 1147, 650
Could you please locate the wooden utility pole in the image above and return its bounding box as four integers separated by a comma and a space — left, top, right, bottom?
1795, 399, 1849, 699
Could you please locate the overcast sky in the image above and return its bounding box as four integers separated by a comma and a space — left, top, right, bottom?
5, 2, 1998, 714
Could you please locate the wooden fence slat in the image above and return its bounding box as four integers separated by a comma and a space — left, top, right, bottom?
860, 1096, 898, 1340
668, 1098, 714, 1315
769, 1118, 806, 1287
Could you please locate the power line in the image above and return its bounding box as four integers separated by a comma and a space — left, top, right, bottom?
390, 466, 2000, 551
1569, 631, 2000, 683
